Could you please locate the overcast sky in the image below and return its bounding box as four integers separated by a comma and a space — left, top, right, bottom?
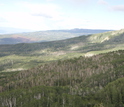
0, 0, 124, 31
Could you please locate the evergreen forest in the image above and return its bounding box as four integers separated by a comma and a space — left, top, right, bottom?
0, 50, 124, 107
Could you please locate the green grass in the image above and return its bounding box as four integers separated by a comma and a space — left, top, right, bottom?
1, 45, 124, 72
0, 52, 84, 72
0, 29, 124, 72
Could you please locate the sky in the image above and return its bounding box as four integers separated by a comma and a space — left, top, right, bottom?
0, 0, 124, 31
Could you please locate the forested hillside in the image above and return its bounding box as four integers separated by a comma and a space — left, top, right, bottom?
0, 50, 124, 107
0, 29, 124, 72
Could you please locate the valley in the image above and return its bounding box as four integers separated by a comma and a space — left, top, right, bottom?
0, 29, 124, 107
0, 29, 124, 72
1, 0, 124, 106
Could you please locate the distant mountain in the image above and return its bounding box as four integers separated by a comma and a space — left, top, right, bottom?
50, 28, 112, 33
0, 29, 124, 72
0, 28, 112, 44
0, 29, 124, 107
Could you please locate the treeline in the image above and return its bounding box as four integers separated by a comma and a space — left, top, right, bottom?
0, 35, 89, 56
0, 32, 124, 56
0, 50, 124, 106
96, 77, 124, 107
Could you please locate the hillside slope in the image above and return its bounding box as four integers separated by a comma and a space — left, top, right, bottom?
0, 29, 124, 72
0, 29, 111, 44
0, 50, 124, 107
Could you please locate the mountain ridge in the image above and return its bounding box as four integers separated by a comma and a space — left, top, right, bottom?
0, 28, 112, 44
0, 29, 124, 106
0, 29, 124, 72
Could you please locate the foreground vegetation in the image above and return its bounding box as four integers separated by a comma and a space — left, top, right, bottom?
0, 50, 124, 106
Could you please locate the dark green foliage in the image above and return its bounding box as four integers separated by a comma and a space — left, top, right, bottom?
96, 77, 124, 107
0, 32, 124, 56
0, 35, 89, 55
0, 50, 124, 106
0, 86, 98, 107
0, 72, 19, 86
1, 30, 124, 73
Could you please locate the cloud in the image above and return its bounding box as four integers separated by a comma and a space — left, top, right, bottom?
32, 13, 53, 18
68, 0, 90, 4
0, 17, 7, 22
112, 5, 124, 12
0, 12, 47, 30
97, 0, 108, 5
68, 0, 89, 2
0, 3, 4, 6
46, 0, 54, 1
22, 2, 61, 19
0, 2, 64, 30
55, 17, 90, 29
